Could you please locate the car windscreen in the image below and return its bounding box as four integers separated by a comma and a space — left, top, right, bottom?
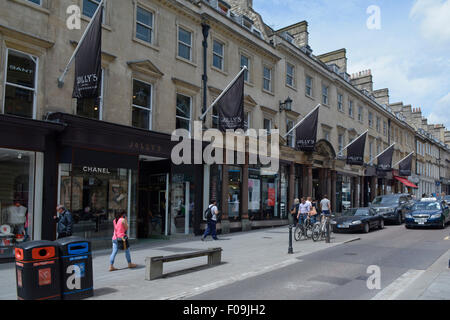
372, 197, 399, 206
342, 208, 370, 216
412, 202, 441, 211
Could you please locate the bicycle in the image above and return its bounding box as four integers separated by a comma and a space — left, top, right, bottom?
312, 213, 333, 242
294, 214, 314, 241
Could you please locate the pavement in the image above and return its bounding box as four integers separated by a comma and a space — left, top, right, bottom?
0, 225, 448, 300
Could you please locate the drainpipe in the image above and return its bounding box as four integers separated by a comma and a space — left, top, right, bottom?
201, 22, 210, 124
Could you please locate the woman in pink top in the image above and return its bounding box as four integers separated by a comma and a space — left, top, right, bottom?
109, 211, 137, 271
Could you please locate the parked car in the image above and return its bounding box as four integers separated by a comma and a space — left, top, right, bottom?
370, 194, 413, 225
444, 195, 450, 204
405, 200, 450, 229
331, 207, 384, 233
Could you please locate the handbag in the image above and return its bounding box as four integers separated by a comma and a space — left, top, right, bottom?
117, 236, 129, 250
309, 206, 317, 216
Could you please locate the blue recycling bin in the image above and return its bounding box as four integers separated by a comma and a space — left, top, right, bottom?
55, 236, 93, 300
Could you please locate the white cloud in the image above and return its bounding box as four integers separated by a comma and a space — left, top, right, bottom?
410, 0, 450, 43
428, 92, 450, 128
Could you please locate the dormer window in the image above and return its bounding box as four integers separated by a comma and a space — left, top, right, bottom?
242, 15, 253, 30
217, 0, 231, 16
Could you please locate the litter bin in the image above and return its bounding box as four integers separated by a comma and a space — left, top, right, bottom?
15, 240, 61, 300
55, 236, 93, 300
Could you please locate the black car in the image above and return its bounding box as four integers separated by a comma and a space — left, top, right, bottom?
370, 194, 413, 225
331, 208, 384, 233
405, 200, 450, 229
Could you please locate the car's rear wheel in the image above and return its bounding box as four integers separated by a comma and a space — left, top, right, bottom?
363, 222, 370, 233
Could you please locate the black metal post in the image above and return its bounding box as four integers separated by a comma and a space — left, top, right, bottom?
326, 218, 330, 243
201, 22, 210, 123
288, 225, 293, 254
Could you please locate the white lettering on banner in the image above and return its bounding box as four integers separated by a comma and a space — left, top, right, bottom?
66, 265, 81, 290
77, 74, 99, 86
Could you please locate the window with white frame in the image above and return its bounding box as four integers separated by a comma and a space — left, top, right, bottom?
240, 54, 250, 82
244, 111, 251, 131
383, 121, 387, 136
322, 85, 329, 105
212, 104, 219, 129
348, 100, 353, 117
83, 0, 101, 18
212, 40, 224, 70
3, 49, 38, 119
338, 134, 344, 153
377, 143, 381, 155
263, 118, 272, 135
263, 66, 272, 92
337, 93, 343, 111
305, 75, 313, 97
324, 130, 330, 142
286, 119, 295, 147
136, 6, 154, 44
369, 141, 374, 160
77, 68, 104, 120
178, 27, 192, 61
176, 93, 192, 133
368, 112, 373, 127
286, 63, 294, 87
358, 106, 363, 122
376, 117, 381, 133
131, 79, 152, 130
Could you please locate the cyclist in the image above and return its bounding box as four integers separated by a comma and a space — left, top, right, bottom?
297, 198, 311, 226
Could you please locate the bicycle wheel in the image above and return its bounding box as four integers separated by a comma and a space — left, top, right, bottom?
305, 223, 314, 239
294, 225, 303, 241
311, 224, 321, 242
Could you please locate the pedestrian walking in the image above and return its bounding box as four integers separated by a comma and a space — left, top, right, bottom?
297, 198, 311, 225
201, 200, 219, 241
109, 211, 137, 271
54, 205, 73, 239
290, 198, 300, 226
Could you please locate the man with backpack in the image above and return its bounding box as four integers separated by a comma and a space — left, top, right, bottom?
201, 200, 219, 241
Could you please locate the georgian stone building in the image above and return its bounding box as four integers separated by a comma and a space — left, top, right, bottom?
0, 0, 448, 253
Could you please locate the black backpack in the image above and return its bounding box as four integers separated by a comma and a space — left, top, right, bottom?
205, 206, 213, 220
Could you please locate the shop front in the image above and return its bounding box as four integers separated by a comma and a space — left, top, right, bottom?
0, 114, 63, 261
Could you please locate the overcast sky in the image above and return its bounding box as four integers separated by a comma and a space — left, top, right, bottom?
254, 0, 450, 129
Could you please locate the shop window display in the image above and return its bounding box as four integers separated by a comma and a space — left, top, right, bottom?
59, 164, 137, 240
228, 166, 242, 220
0, 148, 39, 258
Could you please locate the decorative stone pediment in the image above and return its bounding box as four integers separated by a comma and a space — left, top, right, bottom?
315, 139, 336, 159
127, 60, 164, 78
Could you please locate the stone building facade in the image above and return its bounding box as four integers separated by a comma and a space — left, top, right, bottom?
0, 0, 448, 253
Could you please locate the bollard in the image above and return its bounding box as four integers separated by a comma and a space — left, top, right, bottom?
288, 225, 293, 254
326, 218, 330, 243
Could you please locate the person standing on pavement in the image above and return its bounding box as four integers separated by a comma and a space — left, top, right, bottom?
290, 198, 300, 226
54, 205, 73, 239
110, 211, 137, 271
320, 195, 332, 223
297, 198, 311, 225
201, 200, 219, 241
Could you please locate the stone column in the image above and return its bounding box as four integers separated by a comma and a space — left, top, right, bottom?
307, 165, 313, 198
221, 164, 230, 234
331, 170, 337, 213
289, 162, 295, 209
353, 177, 360, 208
370, 176, 377, 201
241, 158, 251, 231
327, 169, 332, 200
302, 165, 308, 198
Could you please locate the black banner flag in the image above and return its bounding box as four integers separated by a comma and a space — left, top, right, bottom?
346, 132, 367, 166
295, 107, 319, 152
218, 72, 245, 131
72, 6, 103, 99
377, 144, 395, 172
398, 153, 413, 177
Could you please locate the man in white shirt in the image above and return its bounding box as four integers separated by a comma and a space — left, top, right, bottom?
201, 200, 219, 241
297, 198, 311, 225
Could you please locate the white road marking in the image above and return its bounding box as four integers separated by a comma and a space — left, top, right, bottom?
161, 259, 302, 300
444, 236, 450, 240
371, 269, 425, 300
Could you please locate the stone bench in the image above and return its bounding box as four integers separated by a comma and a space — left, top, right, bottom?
145, 247, 222, 281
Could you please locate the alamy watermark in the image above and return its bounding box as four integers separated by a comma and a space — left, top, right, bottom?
171, 121, 280, 172
366, 265, 381, 290
66, 5, 81, 30
367, 5, 381, 30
